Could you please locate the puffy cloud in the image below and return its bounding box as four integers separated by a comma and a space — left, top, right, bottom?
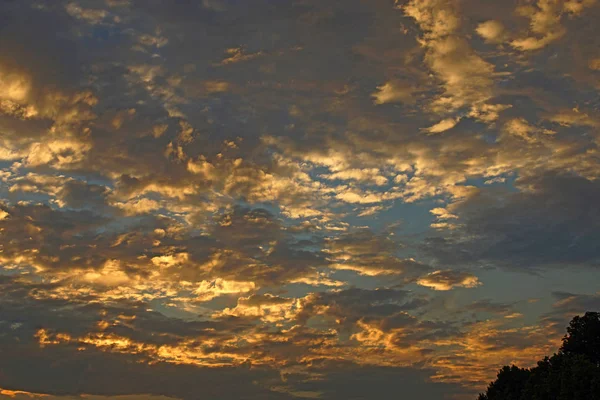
216, 294, 299, 322
510, 0, 597, 51
424, 36, 496, 113
503, 118, 555, 143
423, 117, 460, 134
325, 228, 431, 278
65, 2, 109, 24
403, 0, 497, 113
321, 168, 388, 186
114, 197, 161, 215
416, 270, 481, 291
194, 278, 256, 302
372, 80, 416, 105
476, 20, 507, 43
402, 0, 461, 39
219, 47, 264, 65
545, 107, 600, 127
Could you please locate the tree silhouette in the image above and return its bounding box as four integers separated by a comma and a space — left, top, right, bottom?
477, 366, 530, 400
478, 312, 600, 400
561, 311, 600, 365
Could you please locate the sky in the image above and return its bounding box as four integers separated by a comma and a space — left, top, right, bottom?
0, 0, 599, 399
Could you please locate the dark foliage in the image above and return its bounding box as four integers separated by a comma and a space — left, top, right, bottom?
477, 366, 530, 400
478, 312, 600, 400
561, 312, 600, 365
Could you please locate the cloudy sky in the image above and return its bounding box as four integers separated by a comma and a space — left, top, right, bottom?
1, 0, 600, 399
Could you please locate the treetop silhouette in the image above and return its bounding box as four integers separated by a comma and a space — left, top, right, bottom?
478, 312, 600, 400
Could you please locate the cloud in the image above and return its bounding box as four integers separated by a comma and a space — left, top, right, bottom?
424, 172, 600, 268
503, 118, 555, 143
510, 0, 597, 51
216, 293, 299, 322
466, 299, 515, 316
194, 278, 256, 302
403, 0, 497, 113
281, 364, 466, 400
551, 291, 600, 315
416, 270, 481, 291
430, 318, 558, 388
321, 168, 388, 186
0, 388, 179, 400
325, 228, 431, 278
65, 2, 108, 24
476, 20, 507, 43
372, 81, 416, 105
423, 117, 461, 134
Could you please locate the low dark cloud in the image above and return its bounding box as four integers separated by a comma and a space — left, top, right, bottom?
425, 172, 600, 269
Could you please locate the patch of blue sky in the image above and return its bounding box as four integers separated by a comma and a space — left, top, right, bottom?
347, 197, 439, 236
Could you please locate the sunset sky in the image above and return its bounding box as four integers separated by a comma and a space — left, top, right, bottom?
1, 0, 600, 399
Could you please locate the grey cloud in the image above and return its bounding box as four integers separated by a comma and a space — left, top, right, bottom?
466, 299, 515, 316
425, 172, 600, 268
0, 344, 289, 400
550, 291, 600, 317
285, 363, 468, 400
297, 287, 430, 329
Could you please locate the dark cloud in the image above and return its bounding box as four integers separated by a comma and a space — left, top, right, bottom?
0, 345, 288, 400
466, 299, 515, 316
285, 363, 468, 400
425, 172, 600, 268
552, 291, 600, 310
